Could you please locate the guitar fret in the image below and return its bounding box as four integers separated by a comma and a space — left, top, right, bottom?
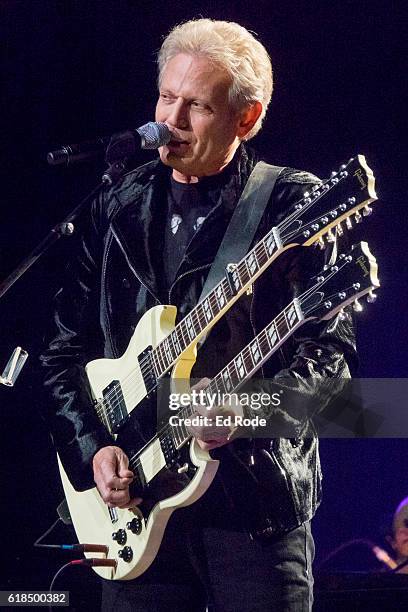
228, 361, 241, 390
286, 303, 298, 328
243, 348, 254, 374
171, 329, 183, 357
162, 337, 173, 365
160, 342, 170, 370
246, 251, 259, 276
243, 259, 252, 285
221, 278, 234, 301
276, 315, 289, 339
215, 282, 227, 310
222, 366, 233, 392
267, 321, 279, 347
250, 338, 262, 365
202, 296, 214, 323
263, 231, 275, 256
154, 345, 166, 375
173, 419, 183, 447
191, 307, 203, 334
207, 379, 219, 401
230, 267, 242, 293
234, 353, 248, 381
185, 314, 195, 341
257, 245, 267, 269
258, 332, 270, 358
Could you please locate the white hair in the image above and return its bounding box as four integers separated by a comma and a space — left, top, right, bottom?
157, 19, 273, 140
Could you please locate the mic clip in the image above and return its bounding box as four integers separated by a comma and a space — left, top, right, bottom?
102, 159, 129, 186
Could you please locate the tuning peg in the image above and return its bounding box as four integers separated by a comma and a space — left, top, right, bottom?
363, 205, 373, 216
326, 229, 336, 243
317, 236, 325, 250
346, 217, 353, 230
336, 223, 344, 236
366, 290, 377, 303
353, 299, 363, 312
354, 211, 362, 224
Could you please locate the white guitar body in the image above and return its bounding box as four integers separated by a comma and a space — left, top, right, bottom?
58, 305, 219, 580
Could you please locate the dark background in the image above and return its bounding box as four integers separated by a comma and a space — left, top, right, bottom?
1, 0, 407, 607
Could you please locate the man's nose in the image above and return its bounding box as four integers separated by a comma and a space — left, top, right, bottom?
167, 99, 189, 130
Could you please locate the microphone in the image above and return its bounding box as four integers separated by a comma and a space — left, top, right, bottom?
47, 121, 171, 166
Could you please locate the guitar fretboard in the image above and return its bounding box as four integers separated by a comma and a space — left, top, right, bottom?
163, 298, 304, 449
151, 230, 279, 377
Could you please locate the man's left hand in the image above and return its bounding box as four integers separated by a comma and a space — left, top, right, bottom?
187, 378, 243, 451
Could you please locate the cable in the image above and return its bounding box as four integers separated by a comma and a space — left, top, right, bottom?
317, 538, 397, 572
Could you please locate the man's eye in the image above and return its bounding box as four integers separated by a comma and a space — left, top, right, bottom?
160, 93, 173, 102
191, 101, 211, 112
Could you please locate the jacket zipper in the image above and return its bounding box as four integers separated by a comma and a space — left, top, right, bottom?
168, 263, 211, 305
106, 226, 161, 358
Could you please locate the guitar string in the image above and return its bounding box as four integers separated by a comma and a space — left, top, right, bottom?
126, 260, 354, 471
95, 301, 289, 426
96, 205, 353, 428
97, 302, 294, 432
95, 174, 354, 422
125, 296, 312, 471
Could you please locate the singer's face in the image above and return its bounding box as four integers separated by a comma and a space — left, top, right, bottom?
155, 53, 248, 182
393, 521, 408, 559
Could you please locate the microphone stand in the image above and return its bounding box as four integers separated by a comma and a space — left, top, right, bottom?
0, 159, 126, 300
0, 157, 128, 385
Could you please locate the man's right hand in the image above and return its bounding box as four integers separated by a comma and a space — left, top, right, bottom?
92, 445, 142, 509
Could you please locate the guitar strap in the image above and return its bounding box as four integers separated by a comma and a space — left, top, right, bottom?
197, 160, 284, 347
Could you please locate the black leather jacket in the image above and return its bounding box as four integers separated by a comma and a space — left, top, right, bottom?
40, 145, 357, 537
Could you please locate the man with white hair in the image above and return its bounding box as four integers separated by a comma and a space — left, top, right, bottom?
388, 497, 408, 573
41, 18, 356, 611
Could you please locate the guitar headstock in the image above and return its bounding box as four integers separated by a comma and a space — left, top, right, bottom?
299, 241, 380, 321
279, 155, 377, 248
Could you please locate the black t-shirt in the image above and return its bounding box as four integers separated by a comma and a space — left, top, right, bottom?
163, 176, 214, 289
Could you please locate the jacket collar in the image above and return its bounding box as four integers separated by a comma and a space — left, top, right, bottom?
109, 146, 257, 301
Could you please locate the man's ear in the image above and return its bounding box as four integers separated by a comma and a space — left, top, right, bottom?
236, 101, 263, 140
386, 534, 396, 551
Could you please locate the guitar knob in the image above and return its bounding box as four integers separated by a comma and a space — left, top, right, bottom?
354, 211, 362, 224
118, 546, 133, 563
363, 205, 373, 216
112, 529, 127, 545
353, 299, 363, 312
366, 290, 377, 303
126, 517, 143, 535
346, 217, 353, 230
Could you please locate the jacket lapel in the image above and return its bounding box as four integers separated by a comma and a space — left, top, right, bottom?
110, 165, 168, 301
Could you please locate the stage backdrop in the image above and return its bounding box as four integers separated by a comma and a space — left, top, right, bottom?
1, 0, 406, 602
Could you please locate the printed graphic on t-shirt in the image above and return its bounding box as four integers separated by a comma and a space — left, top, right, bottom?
171, 214, 182, 235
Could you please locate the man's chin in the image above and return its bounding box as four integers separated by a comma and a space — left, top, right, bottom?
159, 148, 197, 174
